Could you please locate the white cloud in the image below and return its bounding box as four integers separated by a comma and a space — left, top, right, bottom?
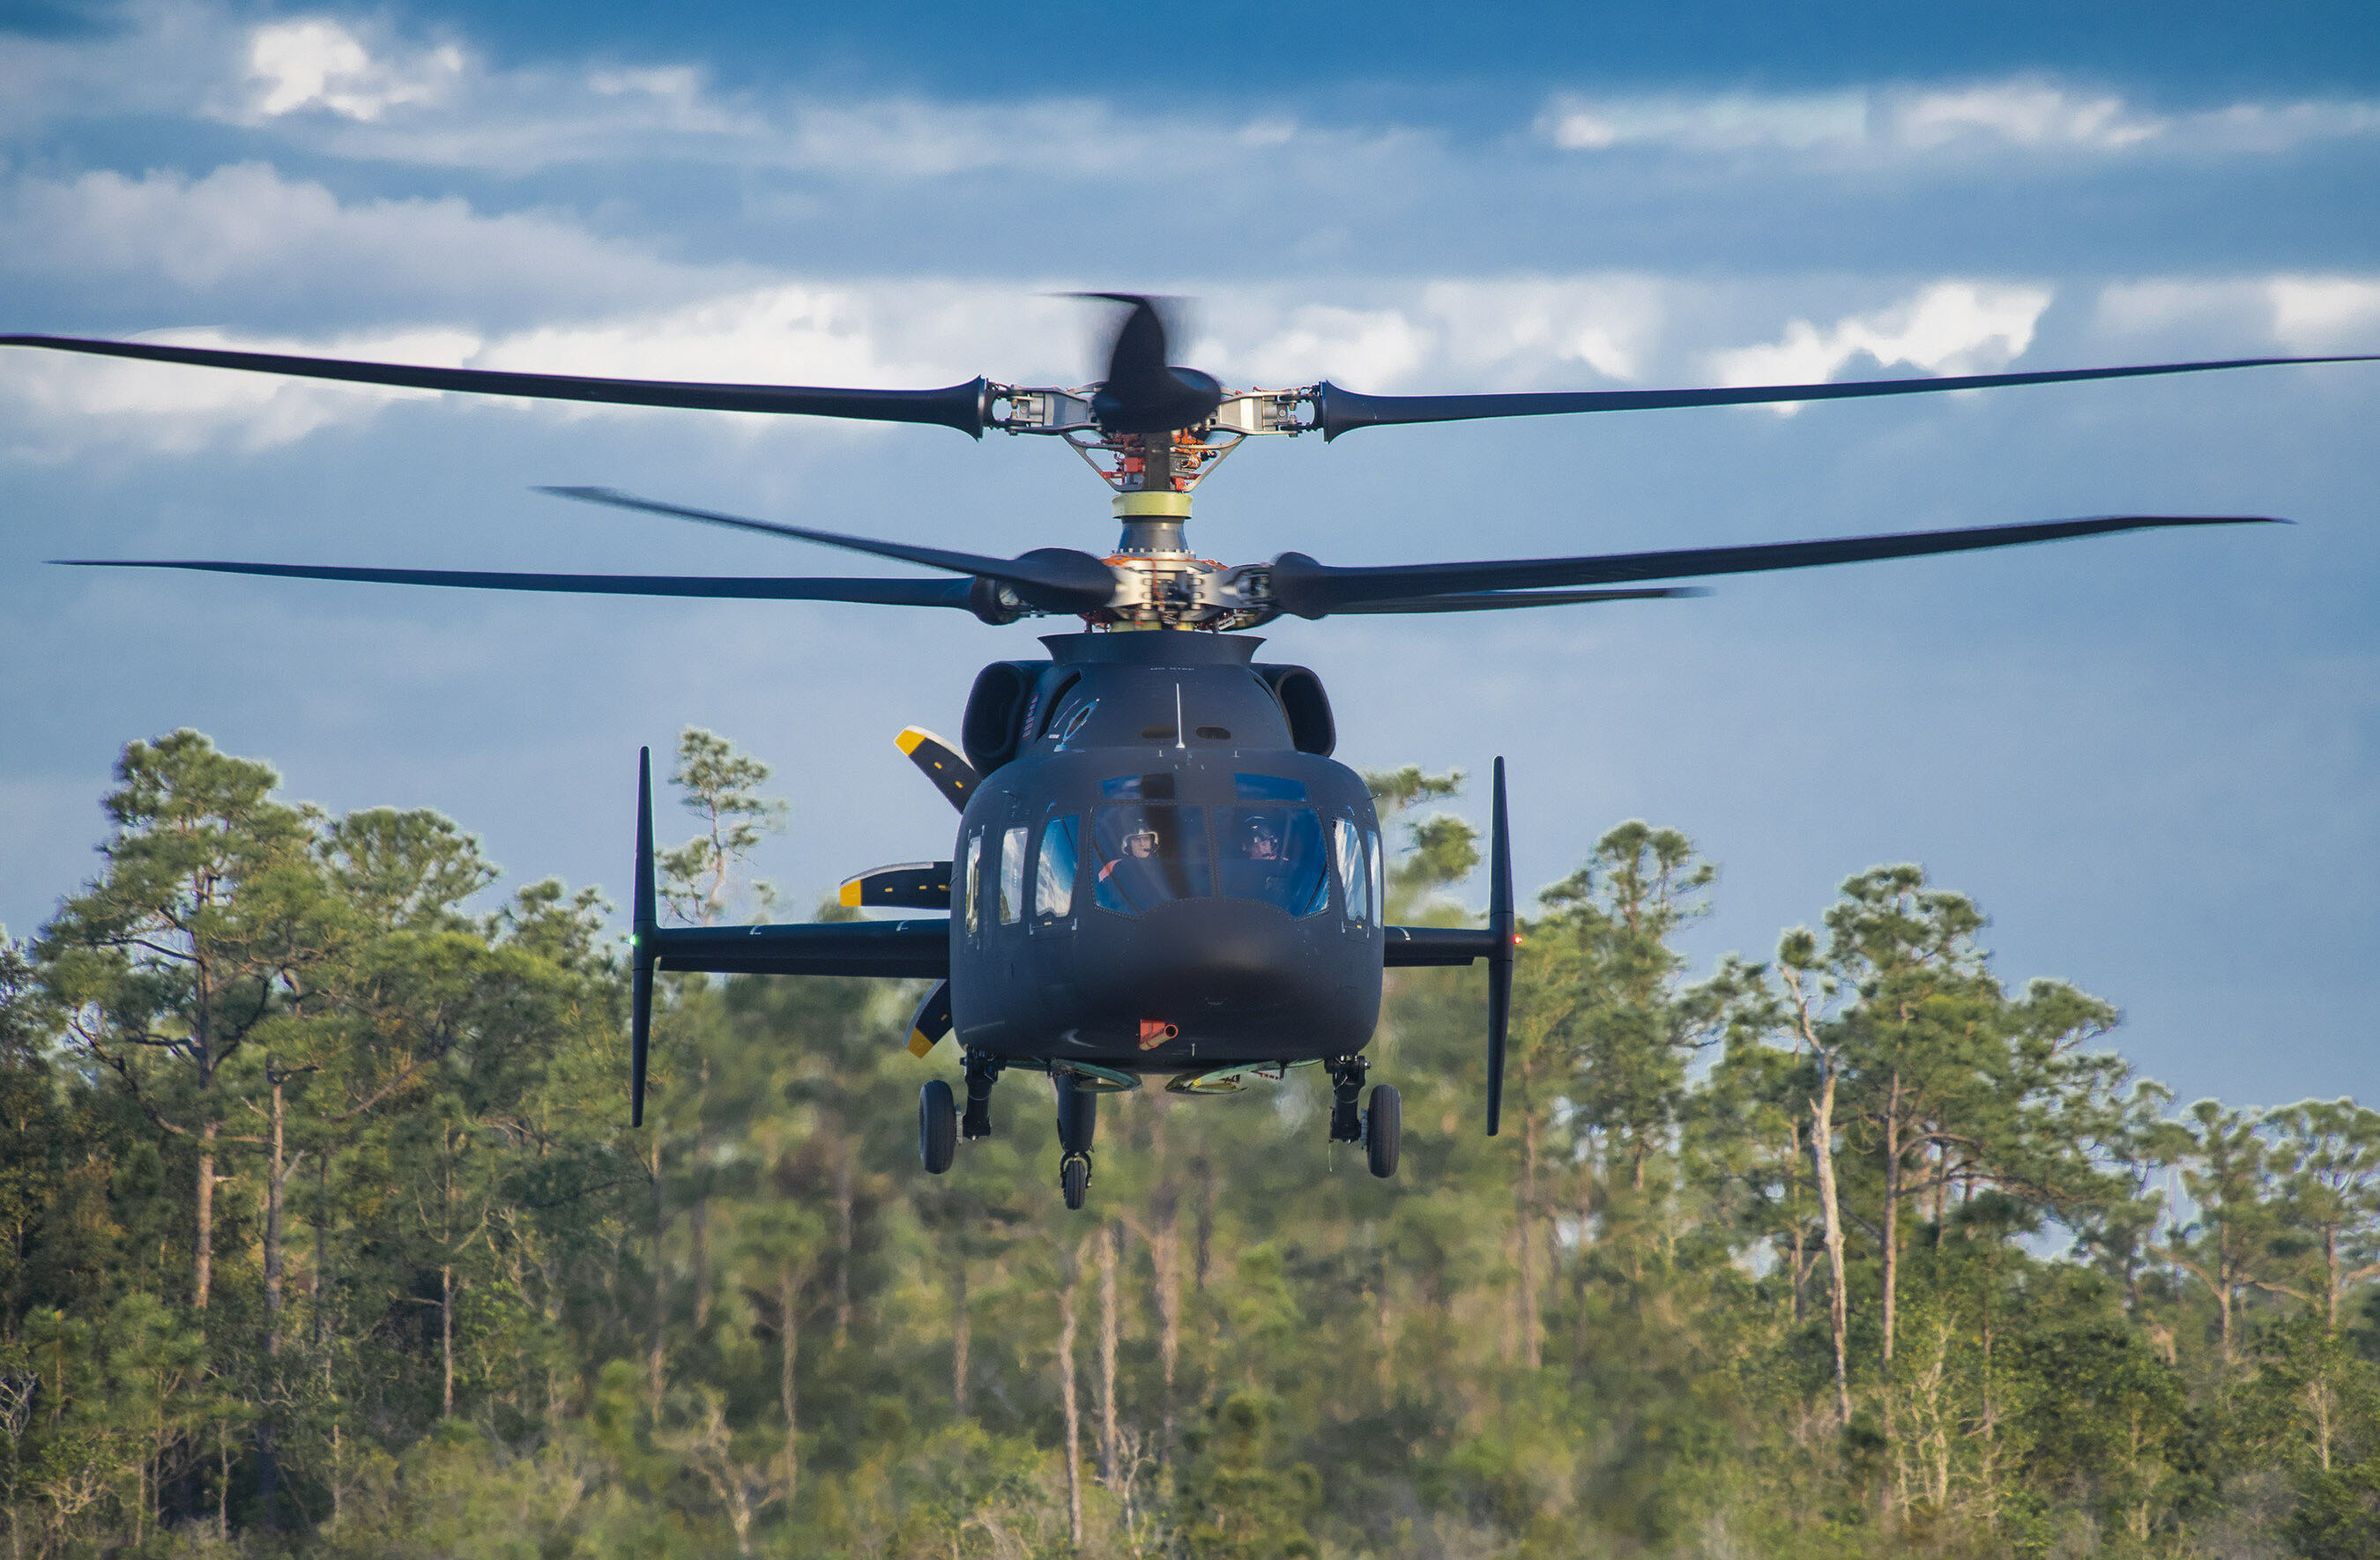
0, 163, 755, 315
1708, 283, 2055, 410
1890, 83, 2161, 151
2096, 275, 2380, 354
1538, 92, 1869, 153
1537, 78, 2380, 163
243, 18, 465, 122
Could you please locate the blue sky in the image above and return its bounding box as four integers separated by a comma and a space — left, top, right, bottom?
2, 0, 2376, 1110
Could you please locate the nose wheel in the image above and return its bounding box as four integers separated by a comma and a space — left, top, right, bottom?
1055, 1071, 1098, 1210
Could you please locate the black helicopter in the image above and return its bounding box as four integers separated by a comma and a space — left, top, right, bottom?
11, 300, 2372, 1207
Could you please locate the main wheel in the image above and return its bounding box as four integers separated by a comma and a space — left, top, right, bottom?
919, 1080, 957, 1174
1060, 1155, 1091, 1210
1365, 1084, 1402, 1178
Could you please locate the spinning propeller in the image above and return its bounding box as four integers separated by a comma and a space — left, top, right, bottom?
15, 293, 2359, 623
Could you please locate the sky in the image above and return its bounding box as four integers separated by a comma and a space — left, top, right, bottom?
2, 0, 2376, 1111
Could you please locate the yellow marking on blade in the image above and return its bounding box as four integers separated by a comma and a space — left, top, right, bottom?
908, 1029, 938, 1058
896, 726, 928, 755
839, 879, 865, 908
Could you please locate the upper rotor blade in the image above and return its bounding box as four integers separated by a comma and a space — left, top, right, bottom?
1313, 353, 2380, 440
1082, 294, 1223, 435
1268, 515, 2280, 618
51, 558, 983, 607
1328, 585, 1709, 614
1, 334, 991, 436
539, 486, 1115, 613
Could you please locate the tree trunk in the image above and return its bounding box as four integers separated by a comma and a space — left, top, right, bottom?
1811, 1063, 1853, 1428
1152, 1170, 1179, 1467
692, 1193, 711, 1331
952, 1259, 971, 1418
650, 1133, 668, 1406
258, 1070, 291, 1518
778, 1263, 800, 1502
194, 1117, 217, 1311
264, 1075, 287, 1353
1151, 1098, 1179, 1467
1193, 1156, 1215, 1296
1059, 1250, 1083, 1550
834, 1150, 855, 1348
1882, 1069, 1903, 1369
1099, 1221, 1120, 1492
1519, 1104, 1541, 1369
442, 1139, 459, 1418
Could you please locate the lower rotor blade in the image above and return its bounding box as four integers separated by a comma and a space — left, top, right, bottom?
540, 486, 1114, 613
51, 559, 981, 607
1329, 585, 1708, 613
2, 334, 991, 436
1313, 353, 2380, 439
1268, 515, 2280, 617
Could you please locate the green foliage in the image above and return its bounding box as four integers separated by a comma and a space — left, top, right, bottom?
1, 729, 2374, 1558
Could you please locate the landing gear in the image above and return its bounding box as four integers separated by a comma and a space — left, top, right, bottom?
1327, 1055, 1368, 1145
919, 1080, 956, 1174
1055, 1071, 1097, 1210
1365, 1084, 1401, 1178
962, 1050, 1003, 1140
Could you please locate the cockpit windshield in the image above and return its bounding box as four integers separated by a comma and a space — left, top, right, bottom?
1091, 804, 1212, 914
1216, 806, 1330, 915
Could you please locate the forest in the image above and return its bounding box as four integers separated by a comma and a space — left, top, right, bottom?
0, 724, 2375, 1560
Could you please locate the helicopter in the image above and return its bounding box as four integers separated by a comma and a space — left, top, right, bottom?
9, 300, 2373, 1208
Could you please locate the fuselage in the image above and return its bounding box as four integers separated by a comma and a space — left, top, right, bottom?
947, 630, 1385, 1073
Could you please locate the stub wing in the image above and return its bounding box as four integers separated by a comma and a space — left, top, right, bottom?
644, 918, 949, 979
1382, 925, 1502, 966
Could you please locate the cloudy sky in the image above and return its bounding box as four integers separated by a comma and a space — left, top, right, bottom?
4, 0, 2376, 1110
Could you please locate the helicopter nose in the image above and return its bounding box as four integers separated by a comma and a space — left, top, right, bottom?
1068, 897, 1320, 1026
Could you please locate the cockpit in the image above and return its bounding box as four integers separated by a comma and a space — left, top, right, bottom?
1011, 772, 1372, 921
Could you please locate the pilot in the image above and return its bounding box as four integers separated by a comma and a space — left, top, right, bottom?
1097, 824, 1167, 908
1223, 814, 1290, 902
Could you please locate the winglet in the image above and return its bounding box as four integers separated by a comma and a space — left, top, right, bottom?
631, 747, 658, 1127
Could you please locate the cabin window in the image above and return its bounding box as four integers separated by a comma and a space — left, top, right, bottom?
963, 830, 983, 938
1233, 773, 1306, 801
1035, 816, 1079, 921
1334, 818, 1371, 925
1090, 804, 1212, 915
1368, 828, 1385, 922
1216, 807, 1330, 916
998, 826, 1027, 925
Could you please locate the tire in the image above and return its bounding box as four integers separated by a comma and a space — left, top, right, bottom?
1365, 1084, 1401, 1179
1061, 1155, 1091, 1210
919, 1080, 957, 1175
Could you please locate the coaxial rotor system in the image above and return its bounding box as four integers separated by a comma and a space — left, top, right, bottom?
12, 293, 2372, 625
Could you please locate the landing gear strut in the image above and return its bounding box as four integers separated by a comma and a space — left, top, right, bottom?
1328, 1055, 1368, 1145
1055, 1071, 1097, 1210
962, 1050, 1003, 1140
